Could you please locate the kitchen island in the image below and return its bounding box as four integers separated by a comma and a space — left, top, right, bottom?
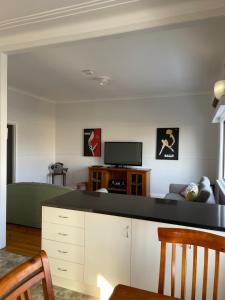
42, 191, 225, 300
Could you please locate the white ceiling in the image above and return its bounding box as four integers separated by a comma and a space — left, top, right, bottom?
0, 0, 79, 21
0, 0, 183, 39
8, 16, 225, 103
0, 0, 183, 22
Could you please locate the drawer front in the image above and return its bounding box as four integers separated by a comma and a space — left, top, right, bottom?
42, 206, 84, 228
42, 239, 84, 264
42, 222, 84, 246
49, 257, 83, 281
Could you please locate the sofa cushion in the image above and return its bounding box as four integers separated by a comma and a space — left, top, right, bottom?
199, 176, 211, 186
95, 188, 108, 193
195, 178, 215, 204
164, 193, 185, 201
181, 183, 198, 201
195, 183, 210, 203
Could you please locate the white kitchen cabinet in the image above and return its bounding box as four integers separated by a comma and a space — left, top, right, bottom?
42, 206, 225, 300
131, 219, 162, 293
84, 212, 131, 297
42, 207, 89, 296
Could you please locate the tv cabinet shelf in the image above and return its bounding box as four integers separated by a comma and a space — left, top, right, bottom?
88, 166, 151, 197
108, 187, 127, 192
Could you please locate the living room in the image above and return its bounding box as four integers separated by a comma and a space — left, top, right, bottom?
7, 16, 222, 197
1, 1, 225, 300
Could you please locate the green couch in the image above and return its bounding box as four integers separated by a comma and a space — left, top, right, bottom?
7, 182, 73, 228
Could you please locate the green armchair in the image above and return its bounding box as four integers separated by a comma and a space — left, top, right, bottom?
7, 182, 73, 228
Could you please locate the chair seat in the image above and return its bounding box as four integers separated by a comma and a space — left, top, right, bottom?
109, 285, 181, 300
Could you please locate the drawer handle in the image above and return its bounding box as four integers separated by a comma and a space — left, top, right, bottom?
126, 225, 129, 238
58, 232, 68, 236
58, 215, 69, 219
58, 250, 68, 254
57, 267, 67, 272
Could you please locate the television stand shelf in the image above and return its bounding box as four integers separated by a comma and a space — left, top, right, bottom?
88, 166, 151, 197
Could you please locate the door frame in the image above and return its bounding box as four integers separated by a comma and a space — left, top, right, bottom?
7, 122, 17, 183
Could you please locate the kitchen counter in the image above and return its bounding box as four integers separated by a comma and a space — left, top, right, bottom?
42, 190, 225, 232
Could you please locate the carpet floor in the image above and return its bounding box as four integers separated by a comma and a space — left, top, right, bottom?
0, 250, 98, 300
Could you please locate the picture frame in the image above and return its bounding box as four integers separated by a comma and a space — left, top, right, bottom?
83, 128, 101, 157
156, 128, 179, 160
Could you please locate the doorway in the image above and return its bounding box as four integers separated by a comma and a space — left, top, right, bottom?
7, 124, 15, 184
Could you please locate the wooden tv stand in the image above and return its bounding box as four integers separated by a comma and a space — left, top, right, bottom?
88, 166, 151, 197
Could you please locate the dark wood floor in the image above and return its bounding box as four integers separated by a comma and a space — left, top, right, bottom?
6, 224, 41, 257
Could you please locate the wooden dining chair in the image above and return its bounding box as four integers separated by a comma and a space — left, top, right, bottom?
158, 227, 225, 300
0, 250, 55, 300
109, 227, 225, 300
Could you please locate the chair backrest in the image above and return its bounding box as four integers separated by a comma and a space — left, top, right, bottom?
158, 228, 225, 300
0, 250, 55, 300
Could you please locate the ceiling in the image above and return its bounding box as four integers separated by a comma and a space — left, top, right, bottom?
1, 0, 225, 53
8, 15, 225, 103
0, 0, 183, 22
0, 0, 188, 40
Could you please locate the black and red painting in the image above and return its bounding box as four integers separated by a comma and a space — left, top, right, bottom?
83, 128, 101, 157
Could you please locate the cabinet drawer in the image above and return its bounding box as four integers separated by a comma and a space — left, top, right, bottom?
42, 207, 84, 228
42, 222, 84, 246
49, 257, 83, 281
42, 239, 84, 264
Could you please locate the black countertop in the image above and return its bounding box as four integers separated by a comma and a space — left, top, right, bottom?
42, 190, 225, 232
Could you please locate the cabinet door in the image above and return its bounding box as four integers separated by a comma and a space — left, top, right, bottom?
131, 220, 161, 293
89, 169, 103, 191
84, 213, 131, 298
127, 172, 145, 196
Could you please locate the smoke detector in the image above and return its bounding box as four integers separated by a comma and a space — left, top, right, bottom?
82, 69, 111, 86
95, 76, 111, 86
82, 69, 94, 76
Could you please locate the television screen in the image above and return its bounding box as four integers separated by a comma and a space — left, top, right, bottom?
104, 142, 142, 166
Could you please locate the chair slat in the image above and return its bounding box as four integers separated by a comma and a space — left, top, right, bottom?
171, 243, 176, 297
0, 251, 55, 300
158, 242, 166, 294
181, 244, 186, 299
192, 245, 197, 300
202, 248, 208, 300
5, 272, 44, 300
213, 251, 220, 300
24, 290, 32, 300
0, 259, 42, 295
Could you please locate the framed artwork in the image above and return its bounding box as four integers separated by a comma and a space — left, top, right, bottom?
83, 128, 101, 157
156, 128, 179, 160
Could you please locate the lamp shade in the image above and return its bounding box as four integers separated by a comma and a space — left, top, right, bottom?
214, 80, 225, 100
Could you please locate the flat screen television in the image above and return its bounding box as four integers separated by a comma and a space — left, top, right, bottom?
104, 142, 142, 167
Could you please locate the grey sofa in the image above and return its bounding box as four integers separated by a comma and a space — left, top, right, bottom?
164, 176, 215, 204
7, 182, 73, 228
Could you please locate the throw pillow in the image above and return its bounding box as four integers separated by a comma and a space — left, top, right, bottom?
181, 183, 199, 201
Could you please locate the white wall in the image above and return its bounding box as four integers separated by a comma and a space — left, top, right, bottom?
7, 88, 55, 183
55, 95, 218, 197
